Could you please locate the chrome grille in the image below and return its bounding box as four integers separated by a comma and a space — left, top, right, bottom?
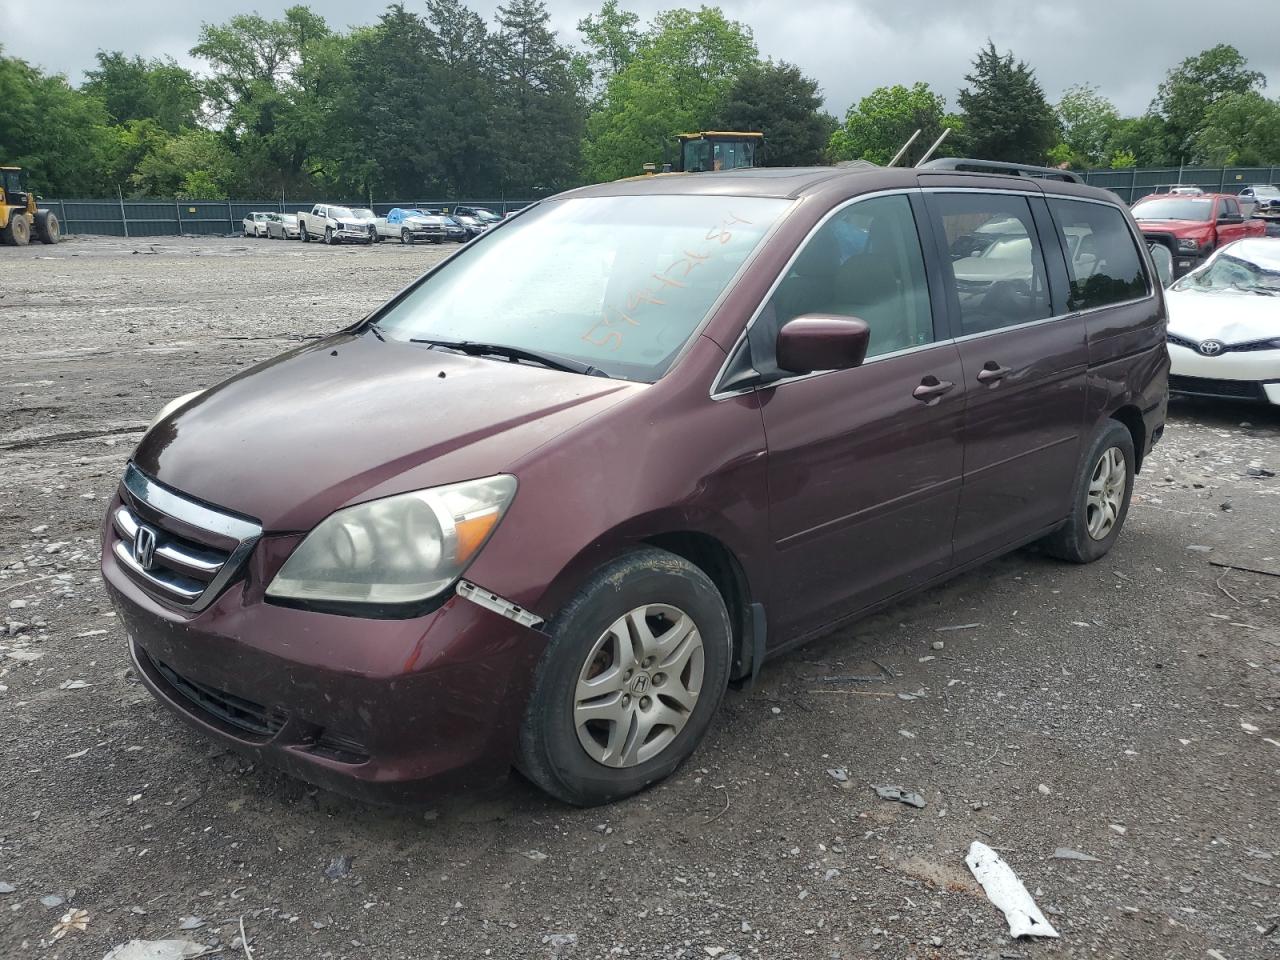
113, 463, 261, 610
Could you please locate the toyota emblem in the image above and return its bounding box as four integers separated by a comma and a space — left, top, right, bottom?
133, 524, 158, 571
1198, 340, 1224, 356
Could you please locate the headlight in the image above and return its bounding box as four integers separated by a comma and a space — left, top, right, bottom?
149, 391, 202, 431
265, 475, 517, 605
1177, 238, 1200, 252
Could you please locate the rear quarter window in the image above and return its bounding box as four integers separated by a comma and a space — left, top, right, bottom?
1047, 199, 1149, 311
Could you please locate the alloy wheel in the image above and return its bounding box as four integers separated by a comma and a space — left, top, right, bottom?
1086, 446, 1126, 540
573, 604, 705, 768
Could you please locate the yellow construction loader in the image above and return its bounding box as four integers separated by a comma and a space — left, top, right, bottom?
1, 166, 59, 245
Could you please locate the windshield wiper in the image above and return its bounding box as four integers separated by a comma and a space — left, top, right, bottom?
409, 338, 607, 377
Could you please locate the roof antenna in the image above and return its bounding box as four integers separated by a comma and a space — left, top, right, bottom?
886, 130, 921, 168
915, 128, 953, 166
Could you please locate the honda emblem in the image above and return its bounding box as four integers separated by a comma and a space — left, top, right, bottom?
133, 524, 158, 571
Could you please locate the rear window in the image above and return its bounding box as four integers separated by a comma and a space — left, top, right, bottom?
1047, 199, 1149, 311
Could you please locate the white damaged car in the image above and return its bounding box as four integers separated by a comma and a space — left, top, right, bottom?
1166, 238, 1280, 405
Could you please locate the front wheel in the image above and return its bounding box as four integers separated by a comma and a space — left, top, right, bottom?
1040, 419, 1135, 563
324, 226, 335, 245
400, 228, 411, 245
517, 548, 732, 806
300, 224, 309, 243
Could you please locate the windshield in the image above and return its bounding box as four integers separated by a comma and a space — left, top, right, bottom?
328, 206, 354, 219
1249, 186, 1280, 197
1173, 249, 1280, 296
377, 194, 791, 382
473, 209, 501, 221
350, 208, 374, 219
1133, 198, 1213, 221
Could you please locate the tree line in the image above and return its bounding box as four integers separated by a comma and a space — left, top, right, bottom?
0, 0, 1275, 200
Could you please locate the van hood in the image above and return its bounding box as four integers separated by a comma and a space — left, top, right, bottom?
133, 331, 638, 531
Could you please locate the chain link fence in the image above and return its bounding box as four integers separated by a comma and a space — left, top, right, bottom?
39, 198, 535, 238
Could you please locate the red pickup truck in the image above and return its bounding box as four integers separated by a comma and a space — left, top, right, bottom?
1131, 193, 1265, 277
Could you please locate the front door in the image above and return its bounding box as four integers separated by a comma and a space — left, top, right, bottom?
924, 190, 1088, 564
754, 193, 967, 640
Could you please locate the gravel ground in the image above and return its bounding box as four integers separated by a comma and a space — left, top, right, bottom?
1, 235, 1278, 960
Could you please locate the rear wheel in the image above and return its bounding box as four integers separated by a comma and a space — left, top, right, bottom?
517, 548, 732, 806
3, 212, 31, 246
1040, 419, 1135, 563
34, 210, 59, 244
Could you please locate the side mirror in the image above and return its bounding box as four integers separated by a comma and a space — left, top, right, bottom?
775, 315, 870, 375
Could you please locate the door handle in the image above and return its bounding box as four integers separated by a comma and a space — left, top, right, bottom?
913, 376, 955, 404
977, 362, 1011, 384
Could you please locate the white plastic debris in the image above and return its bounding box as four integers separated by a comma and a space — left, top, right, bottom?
103, 941, 213, 960
964, 841, 1060, 939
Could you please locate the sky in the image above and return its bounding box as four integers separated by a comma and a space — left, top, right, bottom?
3, 0, 1278, 118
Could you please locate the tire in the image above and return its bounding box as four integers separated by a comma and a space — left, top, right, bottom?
300, 224, 309, 243
516, 548, 732, 806
400, 228, 411, 245
324, 226, 334, 245
1040, 419, 1136, 563
2, 212, 30, 246
34, 210, 59, 244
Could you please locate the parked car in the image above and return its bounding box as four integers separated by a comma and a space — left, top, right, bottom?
1165, 238, 1280, 405
241, 212, 272, 237
1132, 193, 1265, 277
297, 204, 376, 245
102, 160, 1167, 807
374, 208, 467, 244
448, 211, 490, 239
1238, 184, 1280, 219
266, 213, 300, 240
452, 205, 503, 224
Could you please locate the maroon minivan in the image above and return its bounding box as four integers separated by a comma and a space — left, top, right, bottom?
102, 160, 1168, 806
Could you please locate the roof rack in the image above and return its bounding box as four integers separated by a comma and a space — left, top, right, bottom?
918, 158, 1083, 184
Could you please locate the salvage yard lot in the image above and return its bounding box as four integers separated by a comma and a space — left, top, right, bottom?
1, 236, 1278, 959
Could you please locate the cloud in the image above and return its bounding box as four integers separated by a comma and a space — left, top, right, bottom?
5, 0, 1277, 117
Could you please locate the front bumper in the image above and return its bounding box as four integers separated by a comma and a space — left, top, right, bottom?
102, 499, 547, 802
1168, 343, 1280, 404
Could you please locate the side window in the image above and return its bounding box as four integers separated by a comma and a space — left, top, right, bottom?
1223, 197, 1240, 217
1047, 198, 1148, 311
931, 193, 1051, 335
763, 194, 934, 362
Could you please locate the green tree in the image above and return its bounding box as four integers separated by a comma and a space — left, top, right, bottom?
1107, 114, 1173, 167
424, 0, 501, 195
956, 41, 1057, 164
578, 0, 643, 92
83, 51, 201, 133
0, 49, 116, 195
713, 60, 832, 166
491, 0, 587, 195
1193, 91, 1280, 166
190, 5, 332, 194
131, 128, 237, 198
1152, 44, 1265, 162
338, 5, 438, 198
1054, 84, 1119, 168
828, 82, 947, 166
583, 7, 757, 182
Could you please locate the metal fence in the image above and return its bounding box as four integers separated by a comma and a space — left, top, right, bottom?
1079, 166, 1278, 204
44, 168, 1280, 235
40, 198, 535, 238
